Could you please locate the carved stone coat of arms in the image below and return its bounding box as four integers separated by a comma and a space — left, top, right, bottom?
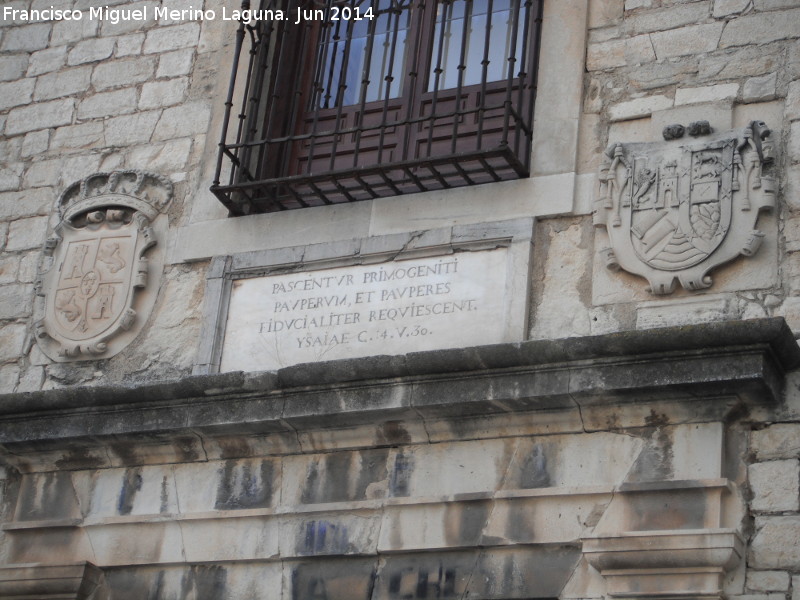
594, 121, 775, 295
36, 171, 172, 361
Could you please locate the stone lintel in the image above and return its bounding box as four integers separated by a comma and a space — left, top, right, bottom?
0, 319, 796, 459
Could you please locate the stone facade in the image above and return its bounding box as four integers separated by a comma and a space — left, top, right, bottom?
0, 0, 799, 598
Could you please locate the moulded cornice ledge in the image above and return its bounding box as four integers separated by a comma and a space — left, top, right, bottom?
0, 318, 797, 453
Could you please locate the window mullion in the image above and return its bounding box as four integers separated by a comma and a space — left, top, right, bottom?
352, 0, 381, 168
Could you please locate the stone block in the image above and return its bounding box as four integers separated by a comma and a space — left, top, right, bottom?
0, 54, 28, 81
156, 49, 194, 78
26, 46, 65, 77
0, 256, 19, 285
20, 130, 50, 158
651, 23, 725, 59
0, 78, 34, 111
0, 364, 20, 391
788, 165, 800, 211
0, 323, 26, 362
104, 111, 160, 146
755, 0, 800, 8
746, 570, 791, 592
749, 459, 800, 512
743, 73, 778, 103
790, 121, 800, 164
0, 222, 6, 251
143, 23, 200, 54
33, 66, 92, 101
51, 17, 98, 46
787, 80, 800, 122
588, 35, 655, 70
752, 424, 800, 460
16, 365, 44, 392
609, 95, 674, 121
793, 576, 800, 600
625, 2, 713, 34
0, 164, 21, 192
76, 88, 136, 119
0, 188, 53, 220
22, 159, 62, 189
750, 516, 800, 568
589, 0, 624, 28
91, 56, 156, 91
139, 77, 187, 109
197, 13, 227, 53
0, 283, 33, 319
67, 37, 114, 66
6, 99, 74, 136
720, 8, 800, 48
6, 216, 48, 252
115, 33, 144, 56
0, 23, 51, 52
675, 83, 739, 106
713, 0, 752, 17
129, 138, 192, 171
50, 122, 104, 151
17, 251, 39, 284
152, 102, 211, 140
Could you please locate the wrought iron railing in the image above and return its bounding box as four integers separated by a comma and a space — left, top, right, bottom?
212, 0, 543, 215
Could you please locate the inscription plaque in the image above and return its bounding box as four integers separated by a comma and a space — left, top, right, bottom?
220, 249, 511, 371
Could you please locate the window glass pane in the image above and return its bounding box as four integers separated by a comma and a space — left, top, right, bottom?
315, 0, 411, 109
428, 0, 527, 91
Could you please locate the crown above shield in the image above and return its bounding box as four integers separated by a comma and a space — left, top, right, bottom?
59, 170, 173, 222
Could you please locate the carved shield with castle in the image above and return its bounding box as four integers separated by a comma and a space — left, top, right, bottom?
594, 121, 775, 294
37, 171, 172, 360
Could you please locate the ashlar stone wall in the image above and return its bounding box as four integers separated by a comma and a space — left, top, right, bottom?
0, 0, 233, 392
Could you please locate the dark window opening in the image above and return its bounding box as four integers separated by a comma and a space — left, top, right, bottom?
212, 0, 544, 215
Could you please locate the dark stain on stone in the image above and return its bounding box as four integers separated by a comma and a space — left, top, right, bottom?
16, 471, 77, 521
389, 452, 413, 497
181, 565, 227, 600
626, 425, 674, 482
291, 560, 378, 600
628, 489, 706, 530
444, 501, 489, 547
520, 444, 551, 489
376, 420, 412, 445
174, 436, 201, 462
118, 467, 143, 515
160, 475, 170, 513
109, 443, 139, 466
298, 519, 351, 555
504, 502, 535, 543
216, 436, 252, 460
214, 459, 274, 510
301, 459, 321, 504
148, 570, 165, 600
644, 409, 669, 427
55, 446, 105, 470
355, 449, 390, 500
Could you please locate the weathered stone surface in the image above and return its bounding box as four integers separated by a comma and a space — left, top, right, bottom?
589, 0, 624, 28
5, 216, 48, 252
104, 111, 160, 146
0, 323, 26, 362
746, 570, 791, 592
675, 83, 738, 105
719, 8, 800, 47
76, 88, 136, 119
0, 54, 28, 82
5, 99, 74, 136
50, 122, 104, 151
33, 66, 91, 101
51, 16, 98, 46
624, 2, 713, 34
650, 23, 724, 59
749, 459, 800, 512
0, 256, 19, 285
128, 138, 192, 171
0, 365, 20, 390
20, 130, 50, 158
0, 23, 51, 52
67, 37, 114, 66
0, 284, 33, 319
793, 575, 800, 600
587, 35, 655, 70
26, 46, 65, 77
609, 94, 673, 120
0, 164, 21, 193
713, 0, 752, 17
0, 78, 35, 111
156, 48, 194, 78
750, 517, 800, 568
115, 33, 144, 57
752, 424, 800, 460
143, 23, 200, 54
91, 57, 156, 91
743, 73, 778, 103
138, 77, 188, 109
152, 102, 211, 140
790, 121, 800, 162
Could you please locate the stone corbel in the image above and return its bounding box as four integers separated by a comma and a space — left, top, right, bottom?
582, 529, 743, 599
0, 562, 107, 599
